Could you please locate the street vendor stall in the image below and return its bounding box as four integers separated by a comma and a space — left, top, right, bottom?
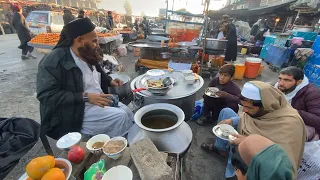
27, 32, 123, 54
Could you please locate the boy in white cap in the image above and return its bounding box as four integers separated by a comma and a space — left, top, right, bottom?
201, 81, 305, 179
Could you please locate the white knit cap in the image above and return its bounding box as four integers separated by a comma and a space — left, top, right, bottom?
241, 82, 261, 101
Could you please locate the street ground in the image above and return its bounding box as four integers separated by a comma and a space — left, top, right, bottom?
0, 34, 279, 180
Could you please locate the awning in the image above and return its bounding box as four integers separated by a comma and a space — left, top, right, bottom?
290, 0, 319, 10
209, 0, 297, 18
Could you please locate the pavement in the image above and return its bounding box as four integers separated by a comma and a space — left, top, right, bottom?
0, 34, 279, 180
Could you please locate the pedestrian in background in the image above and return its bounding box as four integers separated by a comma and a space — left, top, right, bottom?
106, 11, 114, 30
63, 8, 75, 25
78, 9, 85, 18
11, 4, 36, 60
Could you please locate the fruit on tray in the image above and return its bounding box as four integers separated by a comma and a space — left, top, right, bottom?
26, 156, 54, 179
41, 168, 65, 180
30, 33, 60, 45
68, 145, 85, 164
97, 32, 118, 37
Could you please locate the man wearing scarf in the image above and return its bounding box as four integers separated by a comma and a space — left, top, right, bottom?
275, 67, 320, 142
201, 81, 305, 179
36, 18, 134, 140
106, 11, 114, 30
197, 64, 240, 125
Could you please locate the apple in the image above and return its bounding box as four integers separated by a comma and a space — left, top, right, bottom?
67, 145, 84, 164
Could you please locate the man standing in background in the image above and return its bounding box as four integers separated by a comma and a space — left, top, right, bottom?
106, 11, 114, 30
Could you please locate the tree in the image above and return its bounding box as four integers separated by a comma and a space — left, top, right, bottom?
123, 0, 132, 16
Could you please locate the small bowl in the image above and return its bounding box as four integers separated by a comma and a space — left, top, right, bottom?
182, 69, 193, 77
86, 134, 110, 154
56, 132, 82, 151
103, 137, 127, 160
102, 165, 132, 180
185, 76, 196, 85
220, 124, 235, 137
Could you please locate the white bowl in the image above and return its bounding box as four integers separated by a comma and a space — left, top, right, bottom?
185, 76, 196, 85
18, 158, 72, 180
102, 165, 132, 180
103, 137, 127, 160
220, 124, 235, 137
86, 134, 110, 154
146, 69, 165, 77
182, 69, 193, 76
56, 132, 82, 151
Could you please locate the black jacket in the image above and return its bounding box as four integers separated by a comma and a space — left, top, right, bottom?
36, 47, 112, 139
12, 12, 32, 46
63, 12, 75, 25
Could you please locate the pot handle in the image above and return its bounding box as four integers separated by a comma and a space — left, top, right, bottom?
132, 88, 147, 93
133, 93, 144, 111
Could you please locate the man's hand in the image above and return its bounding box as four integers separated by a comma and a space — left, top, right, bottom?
87, 93, 112, 107
230, 134, 246, 145
110, 78, 123, 87
216, 91, 229, 98
218, 118, 232, 125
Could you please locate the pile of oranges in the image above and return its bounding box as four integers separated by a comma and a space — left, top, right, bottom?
26, 155, 65, 180
30, 33, 60, 46
97, 32, 117, 37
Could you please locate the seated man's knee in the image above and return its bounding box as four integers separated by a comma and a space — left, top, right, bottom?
221, 108, 236, 115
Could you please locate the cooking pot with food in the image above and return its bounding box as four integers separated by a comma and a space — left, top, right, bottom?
127, 103, 193, 154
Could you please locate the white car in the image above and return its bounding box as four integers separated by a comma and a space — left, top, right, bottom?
26, 11, 64, 35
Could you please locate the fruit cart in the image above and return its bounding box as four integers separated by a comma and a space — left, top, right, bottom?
28, 32, 123, 54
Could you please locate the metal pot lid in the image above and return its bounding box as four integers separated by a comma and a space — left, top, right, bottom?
204, 38, 228, 42
178, 41, 197, 47
188, 46, 203, 50
128, 42, 167, 48
109, 73, 131, 84
131, 71, 204, 100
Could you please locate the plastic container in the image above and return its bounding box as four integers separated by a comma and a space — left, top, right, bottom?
258, 65, 265, 76
241, 48, 247, 55
291, 37, 304, 45
234, 64, 246, 80
244, 58, 262, 79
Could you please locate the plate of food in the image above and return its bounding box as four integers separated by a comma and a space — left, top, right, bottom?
212, 124, 239, 141
205, 87, 220, 98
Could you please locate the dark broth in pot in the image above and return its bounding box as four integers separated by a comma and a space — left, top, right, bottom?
141, 109, 178, 129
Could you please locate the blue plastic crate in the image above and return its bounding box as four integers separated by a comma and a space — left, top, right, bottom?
265, 45, 290, 68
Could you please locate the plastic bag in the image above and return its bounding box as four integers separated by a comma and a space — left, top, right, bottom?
117, 44, 127, 57
191, 99, 204, 121
297, 141, 320, 180
84, 159, 106, 180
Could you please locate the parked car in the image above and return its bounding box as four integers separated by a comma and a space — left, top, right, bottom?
26, 11, 64, 35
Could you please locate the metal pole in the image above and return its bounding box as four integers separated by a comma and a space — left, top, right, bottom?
172, 0, 174, 11
165, 0, 169, 34
200, 0, 210, 75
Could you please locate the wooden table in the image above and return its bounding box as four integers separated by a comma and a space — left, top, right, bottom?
58, 142, 180, 180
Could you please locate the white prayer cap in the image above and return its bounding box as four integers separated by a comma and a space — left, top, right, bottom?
241, 82, 261, 101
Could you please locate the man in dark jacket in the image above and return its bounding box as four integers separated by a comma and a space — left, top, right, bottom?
106, 11, 114, 30
275, 66, 320, 141
36, 18, 134, 140
11, 4, 36, 60
78, 9, 85, 18
63, 8, 75, 25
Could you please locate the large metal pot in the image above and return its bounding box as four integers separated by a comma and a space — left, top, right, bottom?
204, 38, 228, 51
108, 73, 131, 99
127, 103, 193, 154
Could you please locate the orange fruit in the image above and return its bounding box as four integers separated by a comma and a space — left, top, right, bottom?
41, 168, 65, 180
26, 156, 52, 179
26, 177, 33, 180
42, 155, 55, 168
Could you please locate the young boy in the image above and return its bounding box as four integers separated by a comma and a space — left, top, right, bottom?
232, 151, 248, 180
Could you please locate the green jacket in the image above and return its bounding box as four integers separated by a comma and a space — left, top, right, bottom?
36, 47, 111, 139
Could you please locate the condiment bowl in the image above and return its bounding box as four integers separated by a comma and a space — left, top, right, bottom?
86, 134, 110, 154
182, 69, 193, 76
103, 137, 127, 160
185, 76, 196, 85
